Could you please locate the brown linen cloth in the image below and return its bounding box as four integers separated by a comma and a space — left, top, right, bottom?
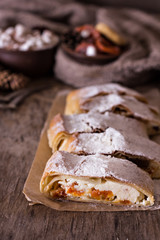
0, 1, 96, 32
0, 1, 160, 87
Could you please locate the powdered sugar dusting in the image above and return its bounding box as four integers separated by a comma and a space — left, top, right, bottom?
76, 83, 146, 102
81, 94, 160, 126
75, 128, 125, 154
60, 111, 147, 137
71, 128, 160, 164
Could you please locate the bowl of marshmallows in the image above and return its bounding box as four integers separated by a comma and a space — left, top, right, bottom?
0, 24, 59, 76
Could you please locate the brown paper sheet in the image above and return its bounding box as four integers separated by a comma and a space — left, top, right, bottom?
23, 89, 160, 211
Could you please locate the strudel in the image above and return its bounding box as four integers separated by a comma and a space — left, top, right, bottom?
40, 151, 154, 206
56, 128, 160, 178
65, 85, 160, 136
48, 111, 148, 152
65, 83, 147, 115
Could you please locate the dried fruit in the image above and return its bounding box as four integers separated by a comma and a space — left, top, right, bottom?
95, 38, 121, 55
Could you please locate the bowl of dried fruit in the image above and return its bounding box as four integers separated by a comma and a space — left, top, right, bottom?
61, 23, 128, 65
0, 24, 59, 76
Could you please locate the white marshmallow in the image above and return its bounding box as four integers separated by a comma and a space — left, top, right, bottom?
15, 24, 27, 37
0, 24, 57, 51
5, 27, 14, 35
81, 30, 90, 38
86, 45, 97, 56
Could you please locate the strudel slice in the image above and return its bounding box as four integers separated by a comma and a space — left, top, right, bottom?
48, 112, 147, 152
57, 128, 160, 178
40, 151, 154, 206
65, 83, 147, 115
66, 92, 160, 136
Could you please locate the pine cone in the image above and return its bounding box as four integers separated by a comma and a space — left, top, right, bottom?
0, 69, 29, 91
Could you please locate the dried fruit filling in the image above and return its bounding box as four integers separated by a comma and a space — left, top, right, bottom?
67, 183, 85, 197
90, 188, 114, 201
50, 181, 133, 204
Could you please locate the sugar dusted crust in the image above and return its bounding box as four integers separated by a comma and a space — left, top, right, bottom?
58, 128, 160, 178
48, 112, 148, 152
40, 151, 154, 206
81, 94, 160, 123
65, 83, 147, 115
64, 84, 160, 135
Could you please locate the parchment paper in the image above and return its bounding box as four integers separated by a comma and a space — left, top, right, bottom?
23, 88, 160, 211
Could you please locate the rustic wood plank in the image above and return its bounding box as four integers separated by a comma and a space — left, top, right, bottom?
0, 81, 160, 240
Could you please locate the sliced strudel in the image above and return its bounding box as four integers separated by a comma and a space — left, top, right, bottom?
57, 128, 160, 178
40, 151, 154, 206
48, 112, 148, 151
65, 83, 147, 115
66, 90, 160, 136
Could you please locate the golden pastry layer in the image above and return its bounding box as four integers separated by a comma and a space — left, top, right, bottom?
40, 151, 154, 206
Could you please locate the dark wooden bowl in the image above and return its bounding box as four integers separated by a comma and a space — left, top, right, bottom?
0, 35, 59, 77
61, 43, 119, 65
60, 28, 127, 65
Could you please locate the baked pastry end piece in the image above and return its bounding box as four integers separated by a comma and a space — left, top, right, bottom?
40, 151, 154, 206
64, 83, 147, 115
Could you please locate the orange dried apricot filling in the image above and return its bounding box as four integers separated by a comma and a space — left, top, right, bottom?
91, 188, 114, 201
67, 183, 84, 197
50, 187, 66, 198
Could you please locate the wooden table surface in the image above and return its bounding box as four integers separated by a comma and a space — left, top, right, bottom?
0, 80, 160, 240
